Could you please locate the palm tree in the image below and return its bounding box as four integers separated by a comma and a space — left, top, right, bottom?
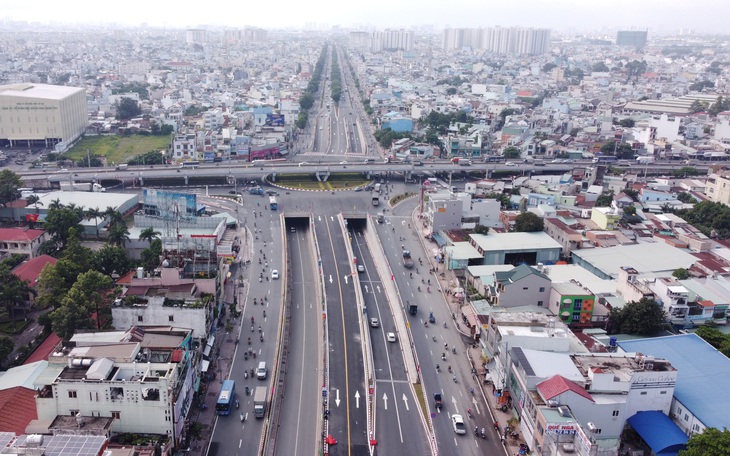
104, 206, 123, 225
48, 198, 63, 210
85, 208, 103, 239
107, 222, 130, 247
139, 227, 161, 244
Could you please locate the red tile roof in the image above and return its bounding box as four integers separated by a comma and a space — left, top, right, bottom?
12, 255, 57, 285
0, 228, 45, 242
23, 332, 62, 365
536, 375, 594, 402
697, 300, 715, 308
0, 387, 38, 434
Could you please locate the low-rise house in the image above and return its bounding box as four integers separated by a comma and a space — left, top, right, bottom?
0, 228, 48, 259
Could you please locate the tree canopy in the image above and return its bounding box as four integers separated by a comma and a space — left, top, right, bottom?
595, 190, 615, 208
675, 201, 730, 239
600, 141, 635, 159
514, 212, 544, 232
115, 97, 142, 120
607, 298, 667, 335
679, 427, 730, 456
694, 325, 730, 358
0, 170, 22, 205
44, 206, 85, 251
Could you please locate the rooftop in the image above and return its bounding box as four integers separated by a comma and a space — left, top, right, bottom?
619, 334, 730, 430
0, 228, 46, 242
572, 242, 697, 279
470, 231, 562, 252
536, 374, 594, 402
0, 83, 85, 100
12, 255, 57, 285
35, 191, 138, 212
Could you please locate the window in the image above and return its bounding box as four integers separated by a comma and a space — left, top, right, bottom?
68, 390, 77, 398
612, 410, 619, 417
684, 414, 689, 421
573, 299, 583, 311
89, 391, 99, 401
137, 315, 144, 322
539, 287, 545, 292
169, 315, 174, 322
111, 411, 121, 420
523, 287, 528, 290
537, 300, 544, 306
640, 391, 647, 395
660, 391, 667, 395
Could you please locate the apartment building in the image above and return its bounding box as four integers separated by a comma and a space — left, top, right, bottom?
705, 173, 730, 206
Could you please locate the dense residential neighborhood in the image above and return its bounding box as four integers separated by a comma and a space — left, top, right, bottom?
0, 17, 728, 456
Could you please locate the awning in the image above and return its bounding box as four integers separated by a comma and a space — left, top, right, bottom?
201, 360, 210, 373
432, 232, 447, 247
627, 411, 688, 456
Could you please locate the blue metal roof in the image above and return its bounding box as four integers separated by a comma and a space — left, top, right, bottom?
627, 411, 687, 456
620, 334, 730, 430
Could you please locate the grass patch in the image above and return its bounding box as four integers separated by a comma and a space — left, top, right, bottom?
274, 172, 369, 191
65, 135, 170, 165
389, 192, 415, 206
413, 382, 432, 432
0, 319, 32, 335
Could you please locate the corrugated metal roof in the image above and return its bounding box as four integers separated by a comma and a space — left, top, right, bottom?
620, 334, 730, 430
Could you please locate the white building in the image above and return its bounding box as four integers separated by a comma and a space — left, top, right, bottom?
0, 83, 87, 151
425, 193, 463, 232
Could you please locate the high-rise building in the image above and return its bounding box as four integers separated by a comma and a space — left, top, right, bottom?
442, 27, 550, 55
616, 30, 648, 47
369, 29, 414, 52
185, 29, 208, 45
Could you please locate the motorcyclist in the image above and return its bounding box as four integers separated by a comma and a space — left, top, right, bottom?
436, 364, 440, 372
247, 337, 251, 345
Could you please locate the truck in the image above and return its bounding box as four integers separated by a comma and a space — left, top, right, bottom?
253, 387, 267, 418
452, 157, 471, 166
374, 183, 381, 193
376, 212, 385, 223
249, 186, 264, 195
408, 301, 418, 315
116, 164, 128, 170
402, 250, 414, 269
434, 393, 443, 410
636, 156, 655, 164
60, 182, 106, 192
371, 192, 380, 206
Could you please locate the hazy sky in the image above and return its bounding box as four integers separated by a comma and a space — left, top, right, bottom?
2, 0, 727, 33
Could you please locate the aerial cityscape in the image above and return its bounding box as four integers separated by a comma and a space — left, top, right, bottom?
0, 13, 728, 456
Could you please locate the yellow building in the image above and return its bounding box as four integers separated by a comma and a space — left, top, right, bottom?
590, 206, 620, 230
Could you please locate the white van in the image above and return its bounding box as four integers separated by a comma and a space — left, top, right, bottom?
256, 362, 268, 380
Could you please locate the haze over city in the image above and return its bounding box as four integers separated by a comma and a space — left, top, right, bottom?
2, 0, 729, 32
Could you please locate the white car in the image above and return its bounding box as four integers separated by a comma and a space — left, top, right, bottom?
387, 332, 397, 343
370, 318, 379, 328
505, 161, 517, 167
271, 270, 279, 280
357, 264, 365, 273
451, 414, 467, 434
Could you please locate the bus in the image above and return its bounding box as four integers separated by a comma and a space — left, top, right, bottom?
592, 155, 617, 164
269, 196, 278, 210
180, 161, 200, 169
216, 380, 236, 416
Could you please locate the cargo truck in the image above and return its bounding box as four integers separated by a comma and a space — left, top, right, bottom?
253, 387, 267, 418
371, 192, 380, 206
60, 182, 106, 192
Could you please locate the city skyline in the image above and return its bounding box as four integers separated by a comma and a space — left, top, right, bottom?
1, 0, 728, 33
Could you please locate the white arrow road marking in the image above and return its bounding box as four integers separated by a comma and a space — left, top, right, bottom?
355, 390, 361, 408
335, 389, 341, 407
376, 285, 381, 293
329, 275, 333, 284
344, 275, 349, 284
402, 394, 410, 411
383, 392, 388, 410
364, 285, 369, 293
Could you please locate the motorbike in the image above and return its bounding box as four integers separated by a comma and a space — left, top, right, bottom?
453, 375, 457, 383
436, 364, 440, 372
260, 334, 264, 342
240, 413, 245, 422
252, 352, 257, 359
481, 428, 487, 439
245, 386, 250, 395
236, 399, 240, 409
432, 336, 437, 342
448, 365, 453, 373
441, 353, 446, 361
424, 321, 428, 327
247, 337, 251, 345
452, 347, 456, 354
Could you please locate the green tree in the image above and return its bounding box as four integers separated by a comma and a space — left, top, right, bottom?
0, 169, 22, 205
34, 264, 68, 309
694, 325, 728, 349
676, 192, 698, 204
140, 239, 162, 272
50, 297, 93, 340
43, 206, 85, 250
672, 268, 690, 280
592, 62, 610, 72
55, 231, 93, 287
673, 167, 701, 178
115, 97, 142, 120
625, 60, 647, 82
73, 271, 114, 329
0, 263, 31, 328
108, 222, 130, 247
502, 146, 521, 159
0, 336, 14, 366
474, 225, 490, 235
514, 212, 544, 232
84, 208, 103, 238
299, 93, 314, 110
600, 141, 635, 159
595, 190, 615, 208
295, 111, 308, 129
689, 80, 714, 92
618, 118, 635, 128
542, 63, 557, 73
94, 245, 131, 277
623, 188, 639, 202
139, 227, 161, 244
607, 298, 667, 336
623, 205, 637, 216
679, 427, 730, 456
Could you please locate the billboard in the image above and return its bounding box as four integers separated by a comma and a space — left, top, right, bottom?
250, 144, 282, 160
143, 189, 197, 218
265, 114, 285, 126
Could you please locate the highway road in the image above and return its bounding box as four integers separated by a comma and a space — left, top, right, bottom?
350, 226, 431, 456
314, 211, 369, 456
205, 195, 284, 456
374, 194, 505, 456
274, 221, 321, 456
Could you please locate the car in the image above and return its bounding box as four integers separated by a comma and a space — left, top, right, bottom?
339, 161, 348, 165
451, 414, 467, 434
290, 226, 296, 233
370, 318, 379, 328
387, 332, 397, 343
228, 190, 237, 194
271, 270, 279, 280
505, 161, 517, 167
357, 264, 365, 273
